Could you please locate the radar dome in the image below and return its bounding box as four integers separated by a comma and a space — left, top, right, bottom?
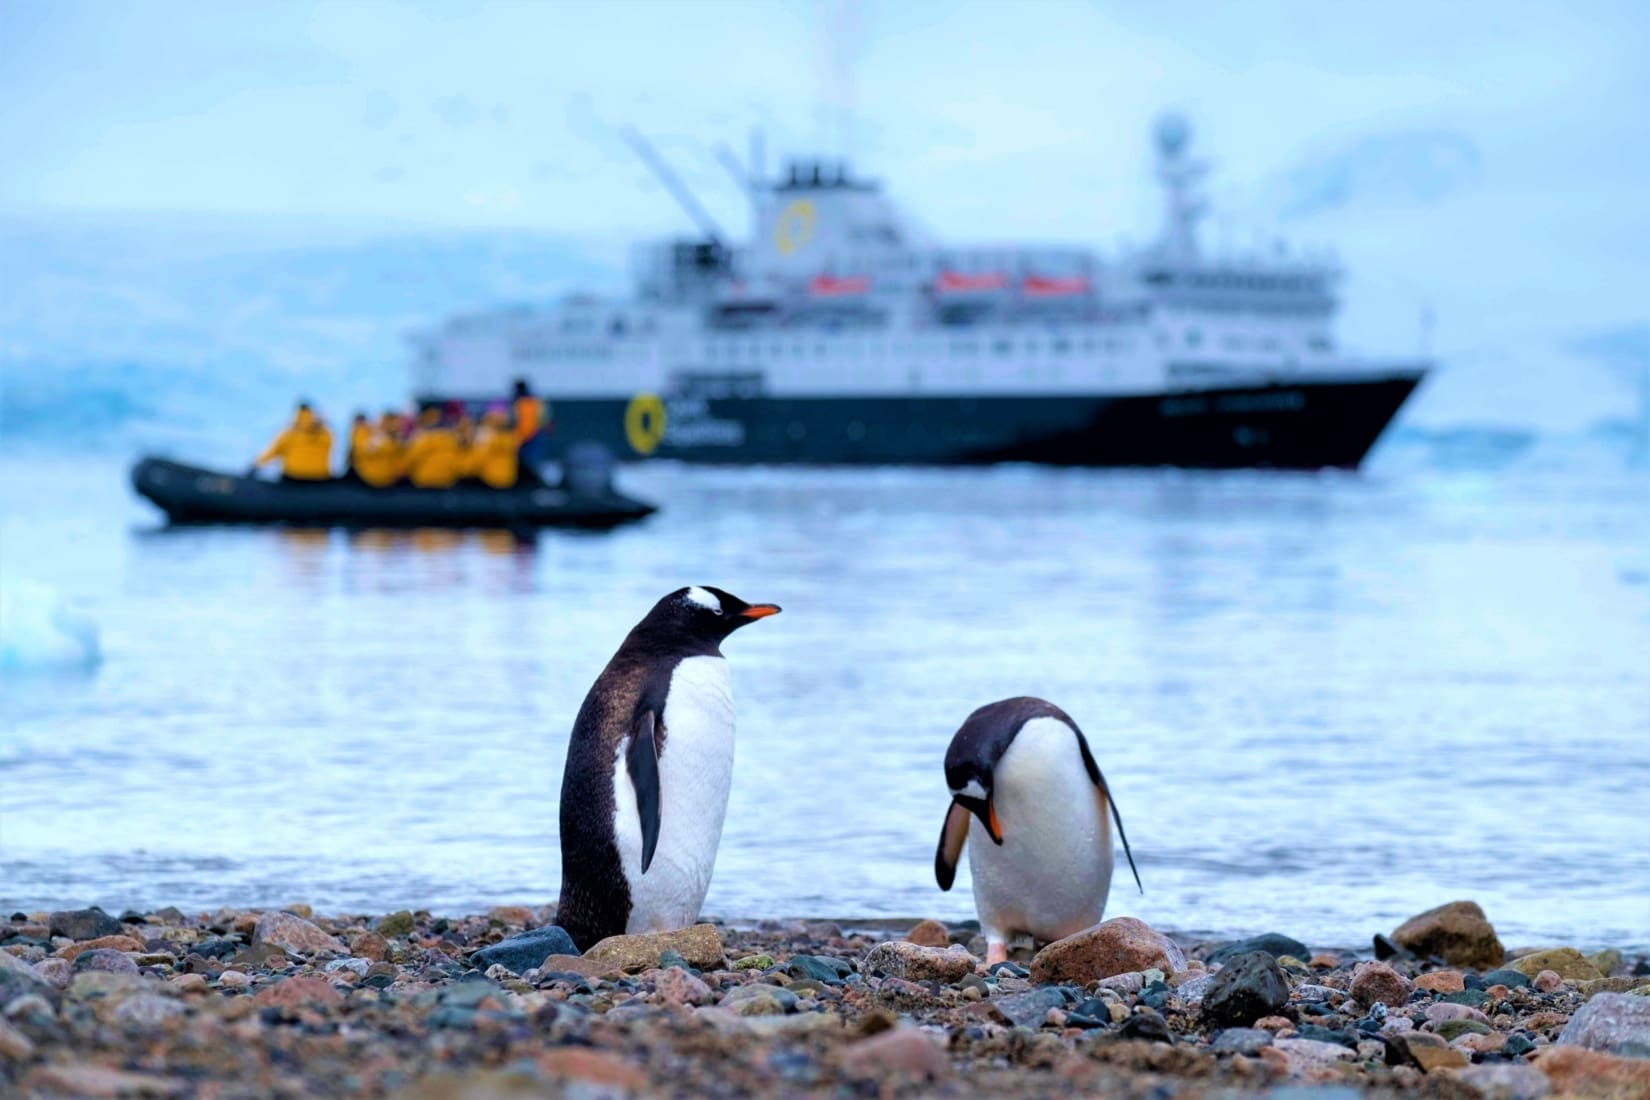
1155, 113, 1191, 157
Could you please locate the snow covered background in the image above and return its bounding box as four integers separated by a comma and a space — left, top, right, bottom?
1, 1, 1646, 466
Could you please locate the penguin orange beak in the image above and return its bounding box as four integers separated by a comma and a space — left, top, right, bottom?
956, 795, 1003, 845
740, 604, 781, 619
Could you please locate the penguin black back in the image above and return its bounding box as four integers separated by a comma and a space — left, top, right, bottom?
556, 586, 779, 950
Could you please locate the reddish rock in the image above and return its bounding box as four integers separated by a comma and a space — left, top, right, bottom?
58, 935, 145, 961
251, 911, 345, 957
1391, 901, 1505, 969
906, 919, 950, 948
349, 931, 389, 962
1028, 918, 1186, 985
649, 967, 713, 1006
537, 1049, 648, 1091
27, 1066, 184, 1097
72, 949, 139, 976
487, 905, 534, 926
1254, 1015, 1292, 1032
252, 976, 341, 1009
1350, 961, 1411, 1008
840, 1027, 950, 1080
1534, 969, 1564, 992
1534, 1046, 1650, 1099
1413, 970, 1465, 994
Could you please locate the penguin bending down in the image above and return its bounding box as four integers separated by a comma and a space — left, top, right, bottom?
934, 697, 1141, 966
556, 586, 780, 951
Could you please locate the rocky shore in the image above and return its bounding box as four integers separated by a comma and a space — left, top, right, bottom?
2, 900, 1647, 1098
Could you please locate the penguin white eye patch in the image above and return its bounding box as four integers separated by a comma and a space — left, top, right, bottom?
684, 586, 722, 612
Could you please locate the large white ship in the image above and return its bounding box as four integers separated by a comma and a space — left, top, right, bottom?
411, 116, 1426, 468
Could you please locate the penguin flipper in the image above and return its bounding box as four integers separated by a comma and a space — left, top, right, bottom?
1075, 733, 1143, 894
934, 802, 971, 891
626, 709, 662, 874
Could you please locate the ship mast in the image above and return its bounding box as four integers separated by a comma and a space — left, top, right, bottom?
1154, 113, 1208, 260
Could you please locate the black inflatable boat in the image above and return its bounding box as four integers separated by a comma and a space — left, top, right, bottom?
130, 455, 656, 530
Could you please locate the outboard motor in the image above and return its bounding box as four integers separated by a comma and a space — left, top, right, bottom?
562, 443, 616, 498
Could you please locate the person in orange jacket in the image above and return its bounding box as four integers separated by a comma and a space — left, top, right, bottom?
512, 379, 552, 465
251, 403, 333, 481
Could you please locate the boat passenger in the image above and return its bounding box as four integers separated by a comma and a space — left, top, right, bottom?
473, 407, 520, 489
513, 379, 550, 465
345, 413, 372, 482
354, 419, 405, 488
251, 403, 333, 482
404, 408, 460, 489
454, 413, 479, 482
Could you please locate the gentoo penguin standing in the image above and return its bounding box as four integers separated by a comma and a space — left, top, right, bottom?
933, 696, 1141, 966
556, 586, 779, 950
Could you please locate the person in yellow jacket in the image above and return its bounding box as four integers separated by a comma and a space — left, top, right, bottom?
453, 413, 480, 481
251, 403, 333, 481
403, 408, 460, 489
472, 407, 519, 489
345, 413, 373, 482
353, 415, 406, 488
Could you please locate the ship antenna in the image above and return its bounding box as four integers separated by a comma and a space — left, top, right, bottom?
621, 127, 729, 248
1154, 112, 1208, 259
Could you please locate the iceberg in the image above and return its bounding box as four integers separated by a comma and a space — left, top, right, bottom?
0, 576, 101, 673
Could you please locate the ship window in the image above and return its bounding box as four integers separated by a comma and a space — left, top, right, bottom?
1052, 337, 1071, 354
1186, 329, 1203, 348
993, 339, 1011, 355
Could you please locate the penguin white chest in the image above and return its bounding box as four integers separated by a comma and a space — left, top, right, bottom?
611, 655, 734, 933
967, 717, 1114, 945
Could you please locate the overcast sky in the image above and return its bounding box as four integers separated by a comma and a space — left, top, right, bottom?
3, 0, 1647, 421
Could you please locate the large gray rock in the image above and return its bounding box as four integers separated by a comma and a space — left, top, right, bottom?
1453, 1063, 1551, 1100
1204, 933, 1309, 966
1556, 992, 1650, 1058
471, 926, 579, 975
1201, 951, 1291, 1028
47, 908, 124, 941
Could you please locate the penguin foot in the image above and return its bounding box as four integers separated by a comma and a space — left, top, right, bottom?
985, 941, 1008, 967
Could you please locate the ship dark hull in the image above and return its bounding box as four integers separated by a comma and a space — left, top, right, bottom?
130, 458, 656, 530
502, 373, 1423, 470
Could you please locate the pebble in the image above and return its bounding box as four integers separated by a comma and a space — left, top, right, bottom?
1413, 969, 1466, 994
1426, 1001, 1490, 1025
1391, 900, 1505, 970
1028, 917, 1186, 985
718, 983, 796, 1016
1349, 961, 1410, 1008
470, 926, 579, 975
786, 954, 853, 984
71, 949, 139, 976
1453, 1062, 1553, 1100
860, 941, 973, 983
217, 970, 251, 989
251, 911, 346, 957
46, 908, 125, 942
1556, 991, 1650, 1057
376, 911, 415, 937
905, 919, 950, 948
840, 1027, 949, 1080
994, 987, 1066, 1029
1533, 969, 1563, 992
732, 954, 775, 970
1205, 933, 1309, 966
1483, 967, 1532, 989
1533, 1047, 1650, 1097
649, 967, 713, 1006
1509, 947, 1602, 981
584, 924, 725, 972
1210, 1027, 1274, 1054
1201, 951, 1291, 1028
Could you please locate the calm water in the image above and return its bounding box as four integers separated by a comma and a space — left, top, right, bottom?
2, 455, 1648, 951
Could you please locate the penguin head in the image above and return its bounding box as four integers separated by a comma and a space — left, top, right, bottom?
641, 586, 781, 647
944, 764, 1003, 846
